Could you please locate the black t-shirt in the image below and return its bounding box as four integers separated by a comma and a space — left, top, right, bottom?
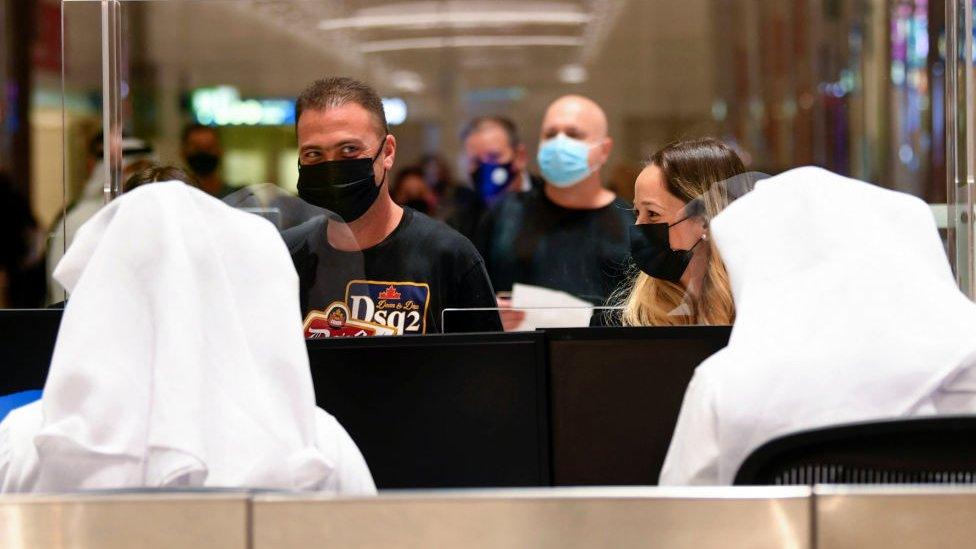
435, 185, 483, 241
475, 187, 635, 305
437, 174, 545, 240
283, 208, 501, 337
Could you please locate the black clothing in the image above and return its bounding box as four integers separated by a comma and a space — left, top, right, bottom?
436, 185, 483, 241
437, 174, 545, 240
475, 187, 635, 305
526, 173, 545, 192
283, 208, 501, 336
0, 181, 44, 308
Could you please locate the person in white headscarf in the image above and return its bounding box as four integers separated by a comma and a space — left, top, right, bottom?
659, 166, 976, 485
46, 136, 156, 304
0, 182, 375, 494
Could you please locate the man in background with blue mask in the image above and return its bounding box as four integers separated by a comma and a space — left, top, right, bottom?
475, 95, 634, 308
283, 77, 500, 336
462, 116, 541, 204
436, 116, 542, 241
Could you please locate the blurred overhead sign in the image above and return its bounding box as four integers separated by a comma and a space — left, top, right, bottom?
191, 86, 295, 126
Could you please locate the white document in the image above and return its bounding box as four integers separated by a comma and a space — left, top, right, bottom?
510, 283, 594, 331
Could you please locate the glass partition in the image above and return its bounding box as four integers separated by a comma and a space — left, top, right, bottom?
46, 0, 968, 334
946, 0, 976, 296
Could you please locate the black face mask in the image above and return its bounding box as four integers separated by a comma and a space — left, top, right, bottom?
186, 152, 220, 177
297, 142, 386, 223
629, 217, 704, 283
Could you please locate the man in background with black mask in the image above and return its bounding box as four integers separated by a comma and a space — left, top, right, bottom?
282, 77, 500, 337
181, 124, 234, 198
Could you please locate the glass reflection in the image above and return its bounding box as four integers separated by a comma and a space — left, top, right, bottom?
0, 0, 954, 326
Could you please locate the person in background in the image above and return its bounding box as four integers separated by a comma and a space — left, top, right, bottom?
618, 138, 747, 326
390, 166, 437, 215
181, 124, 235, 198
0, 170, 44, 308
46, 133, 156, 304
475, 95, 634, 307
417, 153, 480, 240
462, 115, 539, 203
0, 182, 375, 494
283, 76, 501, 337
420, 153, 455, 198
448, 116, 541, 240
659, 167, 976, 485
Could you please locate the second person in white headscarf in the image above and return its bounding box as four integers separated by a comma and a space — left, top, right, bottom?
659, 166, 976, 485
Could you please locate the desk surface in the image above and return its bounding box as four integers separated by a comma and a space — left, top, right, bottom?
6, 486, 976, 548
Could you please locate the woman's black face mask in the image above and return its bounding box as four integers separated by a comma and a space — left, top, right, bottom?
297, 139, 387, 222
629, 216, 704, 283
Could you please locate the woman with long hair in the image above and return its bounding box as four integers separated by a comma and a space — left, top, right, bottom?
619, 138, 746, 326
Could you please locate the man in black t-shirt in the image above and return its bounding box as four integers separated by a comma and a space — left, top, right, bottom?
283, 77, 500, 337
475, 95, 635, 306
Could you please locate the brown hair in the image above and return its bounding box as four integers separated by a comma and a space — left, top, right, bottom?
181, 123, 219, 146
460, 115, 522, 148
124, 165, 198, 193
619, 138, 745, 326
295, 77, 388, 139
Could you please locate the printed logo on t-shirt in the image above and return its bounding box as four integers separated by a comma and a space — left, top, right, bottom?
345, 280, 431, 335
304, 302, 396, 339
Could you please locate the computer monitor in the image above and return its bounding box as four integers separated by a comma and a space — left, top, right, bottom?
306, 332, 550, 489
0, 309, 62, 394
547, 326, 732, 486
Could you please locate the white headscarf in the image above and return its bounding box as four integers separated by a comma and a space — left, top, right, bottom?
35, 182, 333, 490
663, 166, 976, 484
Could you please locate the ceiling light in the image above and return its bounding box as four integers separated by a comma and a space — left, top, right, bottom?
558, 64, 587, 84
382, 98, 408, 125
361, 36, 584, 54
391, 71, 425, 93
319, 11, 590, 31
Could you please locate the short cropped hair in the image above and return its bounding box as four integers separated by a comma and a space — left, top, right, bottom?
460, 115, 521, 149
124, 164, 198, 193
295, 77, 389, 139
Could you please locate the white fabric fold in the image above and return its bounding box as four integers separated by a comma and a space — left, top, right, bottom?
660, 166, 976, 485
16, 182, 366, 491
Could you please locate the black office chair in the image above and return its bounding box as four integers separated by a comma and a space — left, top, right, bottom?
734, 416, 976, 485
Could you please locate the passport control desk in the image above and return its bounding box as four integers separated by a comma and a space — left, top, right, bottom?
0, 310, 730, 488
5, 486, 976, 548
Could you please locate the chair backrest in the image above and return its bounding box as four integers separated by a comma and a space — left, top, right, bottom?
734, 416, 976, 485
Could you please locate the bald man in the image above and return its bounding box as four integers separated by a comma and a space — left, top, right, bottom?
474, 95, 635, 310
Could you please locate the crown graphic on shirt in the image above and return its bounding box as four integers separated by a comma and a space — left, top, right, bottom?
378, 285, 402, 300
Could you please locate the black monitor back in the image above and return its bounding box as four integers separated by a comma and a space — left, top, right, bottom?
306, 332, 550, 489
547, 326, 731, 486
0, 309, 62, 394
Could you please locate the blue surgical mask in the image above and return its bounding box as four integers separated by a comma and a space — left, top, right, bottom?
537, 134, 597, 188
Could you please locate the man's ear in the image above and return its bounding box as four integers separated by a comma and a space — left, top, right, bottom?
382, 134, 397, 170
600, 136, 614, 162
